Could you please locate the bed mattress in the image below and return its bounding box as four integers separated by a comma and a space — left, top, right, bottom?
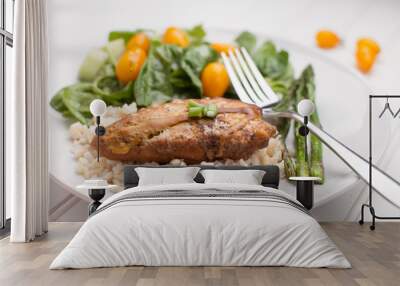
50, 183, 350, 269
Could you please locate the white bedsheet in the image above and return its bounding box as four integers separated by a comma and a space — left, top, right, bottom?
50, 183, 350, 269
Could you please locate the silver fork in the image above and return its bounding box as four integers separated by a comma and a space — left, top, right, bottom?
222, 47, 400, 207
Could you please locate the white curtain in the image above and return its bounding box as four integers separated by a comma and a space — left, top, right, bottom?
7, 0, 49, 242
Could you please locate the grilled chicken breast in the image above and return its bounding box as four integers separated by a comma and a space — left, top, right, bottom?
92, 98, 276, 163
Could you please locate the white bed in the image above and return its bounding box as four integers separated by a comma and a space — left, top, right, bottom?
50, 183, 350, 269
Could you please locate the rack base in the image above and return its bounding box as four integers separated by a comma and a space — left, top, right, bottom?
359, 203, 400, 231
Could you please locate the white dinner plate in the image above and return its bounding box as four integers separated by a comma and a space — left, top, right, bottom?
49, 28, 390, 205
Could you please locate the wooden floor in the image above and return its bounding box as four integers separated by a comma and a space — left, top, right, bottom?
0, 222, 399, 286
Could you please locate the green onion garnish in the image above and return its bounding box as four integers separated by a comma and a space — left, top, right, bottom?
188, 106, 204, 117
188, 101, 218, 118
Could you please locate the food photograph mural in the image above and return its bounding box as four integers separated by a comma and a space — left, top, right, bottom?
1, 0, 400, 284
47, 0, 400, 223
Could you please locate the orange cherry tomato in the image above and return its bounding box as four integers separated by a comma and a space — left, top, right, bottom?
315, 30, 340, 49
211, 43, 235, 54
357, 38, 380, 55
162, 27, 189, 47
201, 62, 230, 98
356, 45, 376, 73
115, 47, 147, 84
127, 32, 150, 53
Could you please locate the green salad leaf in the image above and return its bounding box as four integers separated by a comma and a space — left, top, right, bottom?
108, 29, 155, 43
96, 63, 115, 78
235, 31, 294, 97
253, 41, 293, 82
186, 25, 206, 44
155, 43, 183, 67
93, 76, 134, 106
108, 30, 143, 44
51, 76, 135, 124
78, 49, 109, 82
134, 41, 217, 106
102, 39, 125, 64
180, 44, 218, 94
108, 31, 136, 43
235, 31, 257, 53
134, 42, 177, 106
51, 83, 100, 124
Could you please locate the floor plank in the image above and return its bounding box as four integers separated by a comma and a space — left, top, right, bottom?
0, 222, 399, 286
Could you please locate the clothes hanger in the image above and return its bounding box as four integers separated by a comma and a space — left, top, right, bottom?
378, 97, 395, 118
394, 106, 400, 118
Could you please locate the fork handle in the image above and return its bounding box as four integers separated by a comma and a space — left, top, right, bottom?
264, 110, 400, 208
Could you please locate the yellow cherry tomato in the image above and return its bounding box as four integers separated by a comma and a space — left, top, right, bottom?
316, 30, 340, 49
211, 43, 235, 54
356, 45, 376, 73
116, 47, 147, 84
127, 32, 150, 53
201, 62, 230, 98
357, 38, 380, 55
162, 27, 189, 47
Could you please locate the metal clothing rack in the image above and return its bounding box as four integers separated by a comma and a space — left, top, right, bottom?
359, 95, 400, 230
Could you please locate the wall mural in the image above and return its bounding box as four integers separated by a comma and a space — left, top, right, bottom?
48, 1, 396, 222
51, 27, 302, 186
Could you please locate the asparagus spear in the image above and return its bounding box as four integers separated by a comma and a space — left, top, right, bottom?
282, 146, 297, 179
272, 80, 297, 178
310, 129, 324, 183
294, 121, 310, 176
291, 76, 310, 177
295, 65, 324, 183
301, 66, 324, 183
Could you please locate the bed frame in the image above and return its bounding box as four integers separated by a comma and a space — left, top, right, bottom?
123, 165, 280, 189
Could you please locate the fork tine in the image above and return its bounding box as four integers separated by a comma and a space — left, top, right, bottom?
227, 50, 264, 106
221, 52, 253, 105
240, 47, 281, 106
233, 48, 268, 106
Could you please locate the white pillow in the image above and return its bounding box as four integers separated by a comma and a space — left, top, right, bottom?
136, 167, 200, 186
200, 169, 266, 185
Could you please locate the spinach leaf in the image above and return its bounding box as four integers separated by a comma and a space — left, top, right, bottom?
235, 31, 257, 53
93, 76, 134, 106
51, 77, 134, 124
51, 83, 100, 125
97, 63, 115, 78
253, 41, 293, 81
180, 44, 218, 94
186, 25, 206, 44
50, 92, 67, 113
108, 29, 150, 44
154, 43, 183, 68
134, 43, 178, 106
108, 31, 136, 43
134, 42, 217, 106
169, 69, 193, 89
